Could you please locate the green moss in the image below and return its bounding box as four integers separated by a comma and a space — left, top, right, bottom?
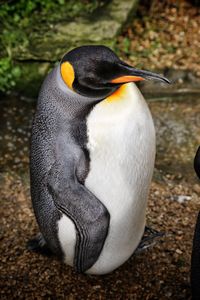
14, 61, 53, 98
0, 0, 138, 95
0, 0, 105, 93
0, 58, 21, 92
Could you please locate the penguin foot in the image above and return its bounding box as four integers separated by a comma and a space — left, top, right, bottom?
135, 226, 165, 254
27, 233, 53, 257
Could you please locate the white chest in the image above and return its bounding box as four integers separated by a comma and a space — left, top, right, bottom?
57, 83, 155, 275
85, 83, 156, 274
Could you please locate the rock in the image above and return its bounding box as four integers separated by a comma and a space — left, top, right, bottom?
14, 0, 138, 61
11, 0, 138, 97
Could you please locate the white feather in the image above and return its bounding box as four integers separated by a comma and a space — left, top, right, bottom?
57, 214, 76, 267
58, 82, 156, 275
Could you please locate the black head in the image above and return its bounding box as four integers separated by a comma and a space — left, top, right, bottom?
60, 45, 170, 98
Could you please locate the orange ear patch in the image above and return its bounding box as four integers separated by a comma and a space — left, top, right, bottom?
61, 62, 75, 90
111, 75, 144, 84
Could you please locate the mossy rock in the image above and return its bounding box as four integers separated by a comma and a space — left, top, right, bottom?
14, 62, 52, 99
10, 0, 138, 98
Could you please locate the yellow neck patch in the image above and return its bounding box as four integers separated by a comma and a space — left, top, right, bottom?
61, 61, 75, 90
104, 84, 128, 103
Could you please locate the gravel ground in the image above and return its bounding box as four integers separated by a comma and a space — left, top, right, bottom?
0, 169, 199, 299
0, 96, 199, 299
118, 0, 200, 76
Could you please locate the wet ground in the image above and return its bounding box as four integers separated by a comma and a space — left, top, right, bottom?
0, 90, 200, 299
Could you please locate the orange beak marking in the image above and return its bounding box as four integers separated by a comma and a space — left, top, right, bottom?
111, 75, 145, 84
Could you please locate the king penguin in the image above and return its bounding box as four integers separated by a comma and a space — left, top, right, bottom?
29, 45, 170, 275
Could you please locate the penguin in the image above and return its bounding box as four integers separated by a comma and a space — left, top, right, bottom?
191, 146, 200, 300
194, 146, 200, 178
29, 45, 170, 275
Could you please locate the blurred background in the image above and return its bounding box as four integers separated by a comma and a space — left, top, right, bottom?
0, 0, 200, 299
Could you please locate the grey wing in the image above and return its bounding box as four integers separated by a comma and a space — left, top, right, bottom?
47, 138, 110, 273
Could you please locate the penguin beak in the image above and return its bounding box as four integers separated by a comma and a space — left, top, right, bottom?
111, 64, 171, 84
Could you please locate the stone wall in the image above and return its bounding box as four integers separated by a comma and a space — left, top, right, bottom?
13, 0, 138, 98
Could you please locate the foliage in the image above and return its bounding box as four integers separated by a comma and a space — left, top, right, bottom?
0, 0, 101, 24
0, 58, 21, 92
0, 0, 102, 92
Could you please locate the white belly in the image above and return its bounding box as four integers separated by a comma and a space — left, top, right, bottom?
58, 83, 155, 275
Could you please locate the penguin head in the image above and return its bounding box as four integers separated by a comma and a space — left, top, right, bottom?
60, 45, 170, 99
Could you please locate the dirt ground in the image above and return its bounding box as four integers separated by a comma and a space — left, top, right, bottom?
0, 96, 200, 300
0, 167, 199, 299
1, 0, 200, 299
118, 0, 200, 76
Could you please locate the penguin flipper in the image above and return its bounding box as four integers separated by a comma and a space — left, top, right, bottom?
47, 147, 110, 273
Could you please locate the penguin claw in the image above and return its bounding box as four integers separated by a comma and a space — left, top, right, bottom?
27, 233, 53, 257
135, 226, 165, 254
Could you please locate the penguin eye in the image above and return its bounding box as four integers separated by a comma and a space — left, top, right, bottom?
95, 61, 121, 81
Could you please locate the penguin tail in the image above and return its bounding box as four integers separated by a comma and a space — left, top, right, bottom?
26, 233, 53, 257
